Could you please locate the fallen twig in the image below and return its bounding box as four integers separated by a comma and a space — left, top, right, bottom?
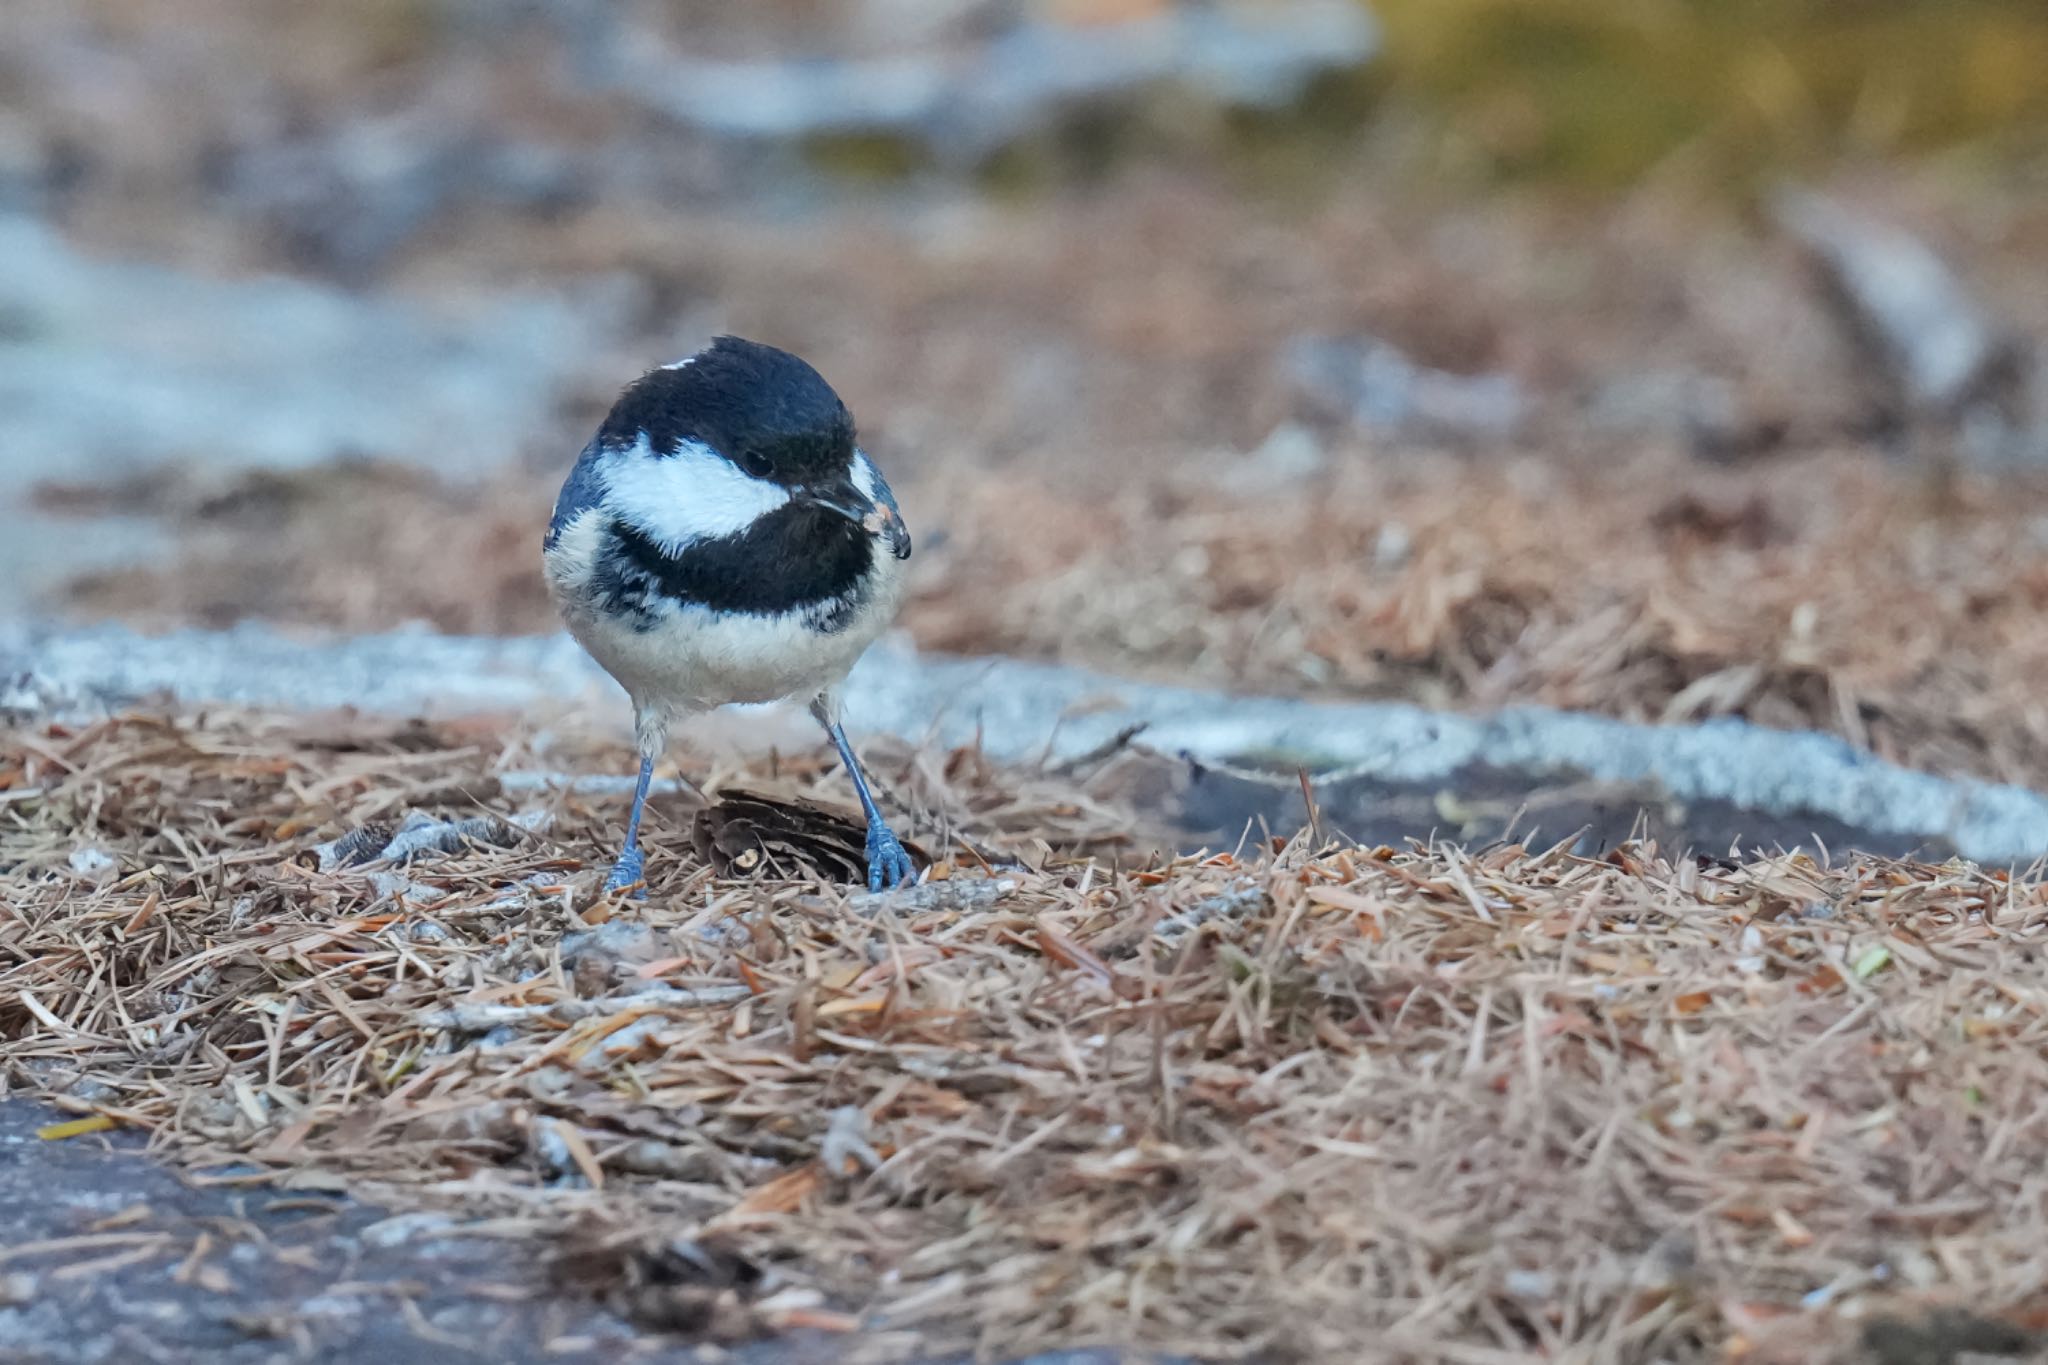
418, 984, 752, 1033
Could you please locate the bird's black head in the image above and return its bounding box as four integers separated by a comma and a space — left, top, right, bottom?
600, 335, 856, 486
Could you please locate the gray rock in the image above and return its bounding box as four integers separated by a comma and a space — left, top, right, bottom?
1212, 421, 1325, 493
602, 0, 1379, 163
1775, 188, 2048, 463
0, 214, 595, 495
1586, 368, 1745, 448
1775, 189, 2002, 415
1283, 334, 1527, 440
220, 117, 588, 282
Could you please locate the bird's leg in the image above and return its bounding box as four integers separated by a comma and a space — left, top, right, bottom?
810, 696, 915, 893
603, 754, 655, 898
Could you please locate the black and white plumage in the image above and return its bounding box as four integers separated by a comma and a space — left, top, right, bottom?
543, 336, 916, 893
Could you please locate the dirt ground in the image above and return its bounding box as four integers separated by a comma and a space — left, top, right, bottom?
5, 710, 2048, 1363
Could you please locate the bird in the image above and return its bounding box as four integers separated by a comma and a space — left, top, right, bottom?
542, 335, 917, 895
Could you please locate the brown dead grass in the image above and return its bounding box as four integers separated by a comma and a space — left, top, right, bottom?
6, 709, 2048, 1362
925, 448, 2048, 792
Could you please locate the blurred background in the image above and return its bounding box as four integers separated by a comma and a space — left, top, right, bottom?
7, 0, 2048, 788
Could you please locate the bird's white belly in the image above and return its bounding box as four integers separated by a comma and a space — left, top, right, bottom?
553, 555, 905, 718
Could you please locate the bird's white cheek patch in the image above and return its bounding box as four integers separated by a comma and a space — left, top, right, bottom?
599, 435, 788, 553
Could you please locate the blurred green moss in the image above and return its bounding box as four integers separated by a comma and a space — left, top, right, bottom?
798, 131, 934, 183
1373, 0, 2048, 188
703, 2, 2048, 196
1219, 65, 1391, 199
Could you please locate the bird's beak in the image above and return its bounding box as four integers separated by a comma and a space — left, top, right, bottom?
803, 477, 912, 560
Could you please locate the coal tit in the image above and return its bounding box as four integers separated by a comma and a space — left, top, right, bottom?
543, 336, 916, 894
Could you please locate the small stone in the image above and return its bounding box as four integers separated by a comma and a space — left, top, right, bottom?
360, 1211, 459, 1250
67, 846, 115, 876
1372, 522, 1412, 570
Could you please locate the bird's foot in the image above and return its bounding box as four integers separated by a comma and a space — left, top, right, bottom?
863, 821, 916, 893
603, 844, 648, 900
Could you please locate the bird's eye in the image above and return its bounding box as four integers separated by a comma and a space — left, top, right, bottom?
741, 451, 774, 479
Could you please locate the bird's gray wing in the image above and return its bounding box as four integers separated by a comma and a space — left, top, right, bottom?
544, 438, 606, 550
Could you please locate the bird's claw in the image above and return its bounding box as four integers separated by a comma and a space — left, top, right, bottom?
864, 822, 915, 893
603, 845, 648, 900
